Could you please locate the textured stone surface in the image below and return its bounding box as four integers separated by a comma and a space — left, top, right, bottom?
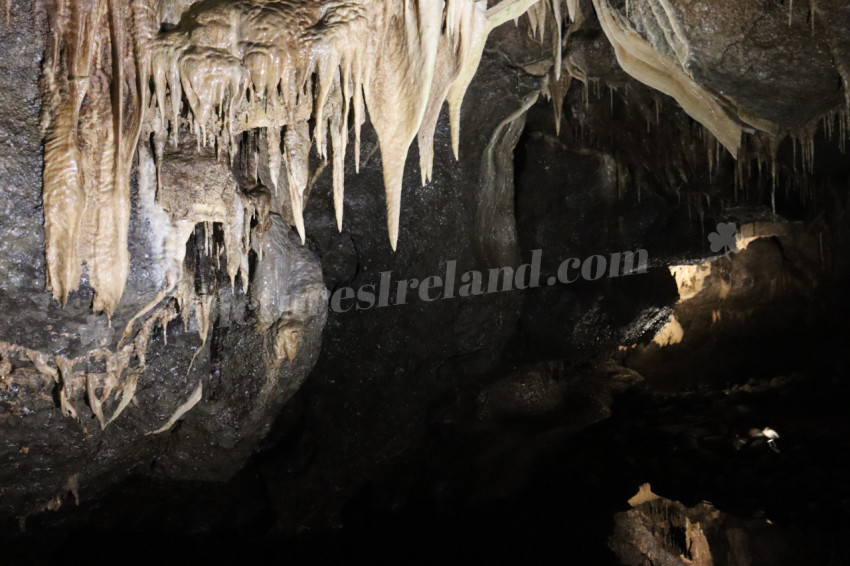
628, 0, 845, 130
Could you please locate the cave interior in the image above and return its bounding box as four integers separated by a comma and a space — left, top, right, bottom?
2, 0, 850, 564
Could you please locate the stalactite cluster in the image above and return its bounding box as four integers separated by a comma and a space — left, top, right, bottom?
38, 0, 564, 318
32, 0, 850, 320
23, 0, 565, 432
0, 302, 176, 431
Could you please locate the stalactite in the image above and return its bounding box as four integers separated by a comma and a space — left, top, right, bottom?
266, 126, 281, 195
417, 0, 489, 186
24, 0, 850, 326
147, 380, 203, 435
283, 121, 311, 244
41, 0, 102, 308
541, 67, 571, 135
526, 0, 563, 79
565, 0, 581, 26
39, 0, 143, 317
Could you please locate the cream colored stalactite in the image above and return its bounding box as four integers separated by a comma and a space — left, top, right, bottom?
266, 126, 282, 195
331, 95, 348, 231
223, 194, 251, 292
150, 33, 185, 148
525, 0, 563, 79
179, 49, 245, 149
565, 0, 582, 26
527, 2, 547, 39
550, 0, 563, 79
42, 0, 104, 307
78, 60, 131, 320
362, 0, 443, 250
94, 0, 144, 317
591, 0, 743, 155
147, 380, 203, 435
82, 67, 119, 316
312, 1, 368, 231
283, 121, 311, 243
441, 0, 544, 161
41, 0, 143, 317
417, 0, 489, 184
185, 293, 214, 374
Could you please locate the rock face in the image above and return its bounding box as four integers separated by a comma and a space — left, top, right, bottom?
2, 0, 850, 563
611, 484, 824, 566
0, 0, 328, 519
614, 0, 845, 130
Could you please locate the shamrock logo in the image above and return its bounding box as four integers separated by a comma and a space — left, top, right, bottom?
708, 222, 739, 256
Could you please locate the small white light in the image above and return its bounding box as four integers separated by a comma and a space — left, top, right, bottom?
762, 427, 780, 440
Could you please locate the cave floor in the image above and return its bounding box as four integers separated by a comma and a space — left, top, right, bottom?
4, 356, 848, 566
